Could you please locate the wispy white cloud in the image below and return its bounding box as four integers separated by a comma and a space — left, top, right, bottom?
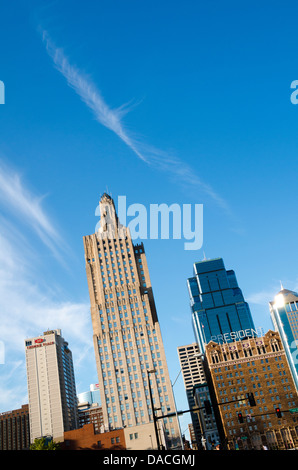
0, 160, 95, 411
247, 289, 277, 306
42, 31, 148, 163
41, 31, 231, 214
247, 279, 298, 307
0, 219, 94, 411
0, 160, 67, 261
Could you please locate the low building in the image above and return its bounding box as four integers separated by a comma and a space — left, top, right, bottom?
123, 422, 158, 450
62, 423, 125, 450
205, 330, 298, 449
62, 421, 158, 450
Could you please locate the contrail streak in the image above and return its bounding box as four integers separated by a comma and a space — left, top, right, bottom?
42, 30, 231, 213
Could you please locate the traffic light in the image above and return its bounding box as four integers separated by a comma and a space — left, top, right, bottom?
275, 407, 282, 418
204, 400, 212, 415
246, 392, 256, 407
237, 412, 244, 423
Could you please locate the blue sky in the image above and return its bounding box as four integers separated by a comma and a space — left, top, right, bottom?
1, 0, 298, 440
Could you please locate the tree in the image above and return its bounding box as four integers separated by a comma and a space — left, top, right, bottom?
30, 437, 61, 450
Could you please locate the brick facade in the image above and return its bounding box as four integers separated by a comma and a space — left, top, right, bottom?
0, 404, 30, 450
205, 330, 298, 449
62, 423, 126, 450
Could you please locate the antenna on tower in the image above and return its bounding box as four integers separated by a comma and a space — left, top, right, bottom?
280, 280, 284, 291
203, 251, 207, 261
105, 185, 112, 198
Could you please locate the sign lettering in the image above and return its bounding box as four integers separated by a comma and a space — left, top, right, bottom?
211, 327, 264, 344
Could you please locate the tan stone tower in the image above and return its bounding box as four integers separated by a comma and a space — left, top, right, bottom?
83, 193, 180, 449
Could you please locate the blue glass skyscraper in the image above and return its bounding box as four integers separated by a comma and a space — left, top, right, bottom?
269, 286, 298, 392
187, 258, 258, 353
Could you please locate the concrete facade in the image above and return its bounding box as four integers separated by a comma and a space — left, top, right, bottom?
123, 422, 158, 450
177, 343, 206, 448
83, 193, 180, 449
25, 329, 78, 443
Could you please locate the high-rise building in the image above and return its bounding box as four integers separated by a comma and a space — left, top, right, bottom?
177, 343, 206, 449
83, 193, 180, 449
0, 405, 30, 450
25, 329, 78, 443
177, 343, 220, 450
78, 384, 101, 407
204, 330, 298, 450
269, 286, 298, 392
187, 258, 258, 353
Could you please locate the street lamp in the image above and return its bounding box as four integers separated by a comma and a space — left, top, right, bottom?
147, 369, 161, 450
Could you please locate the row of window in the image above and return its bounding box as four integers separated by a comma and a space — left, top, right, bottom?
210, 343, 280, 364
97, 435, 122, 447
89, 243, 147, 288
213, 357, 284, 374
285, 302, 298, 313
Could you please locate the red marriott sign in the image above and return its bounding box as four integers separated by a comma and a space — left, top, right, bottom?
27, 341, 54, 350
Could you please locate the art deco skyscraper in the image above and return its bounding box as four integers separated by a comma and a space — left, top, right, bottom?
83, 193, 180, 448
